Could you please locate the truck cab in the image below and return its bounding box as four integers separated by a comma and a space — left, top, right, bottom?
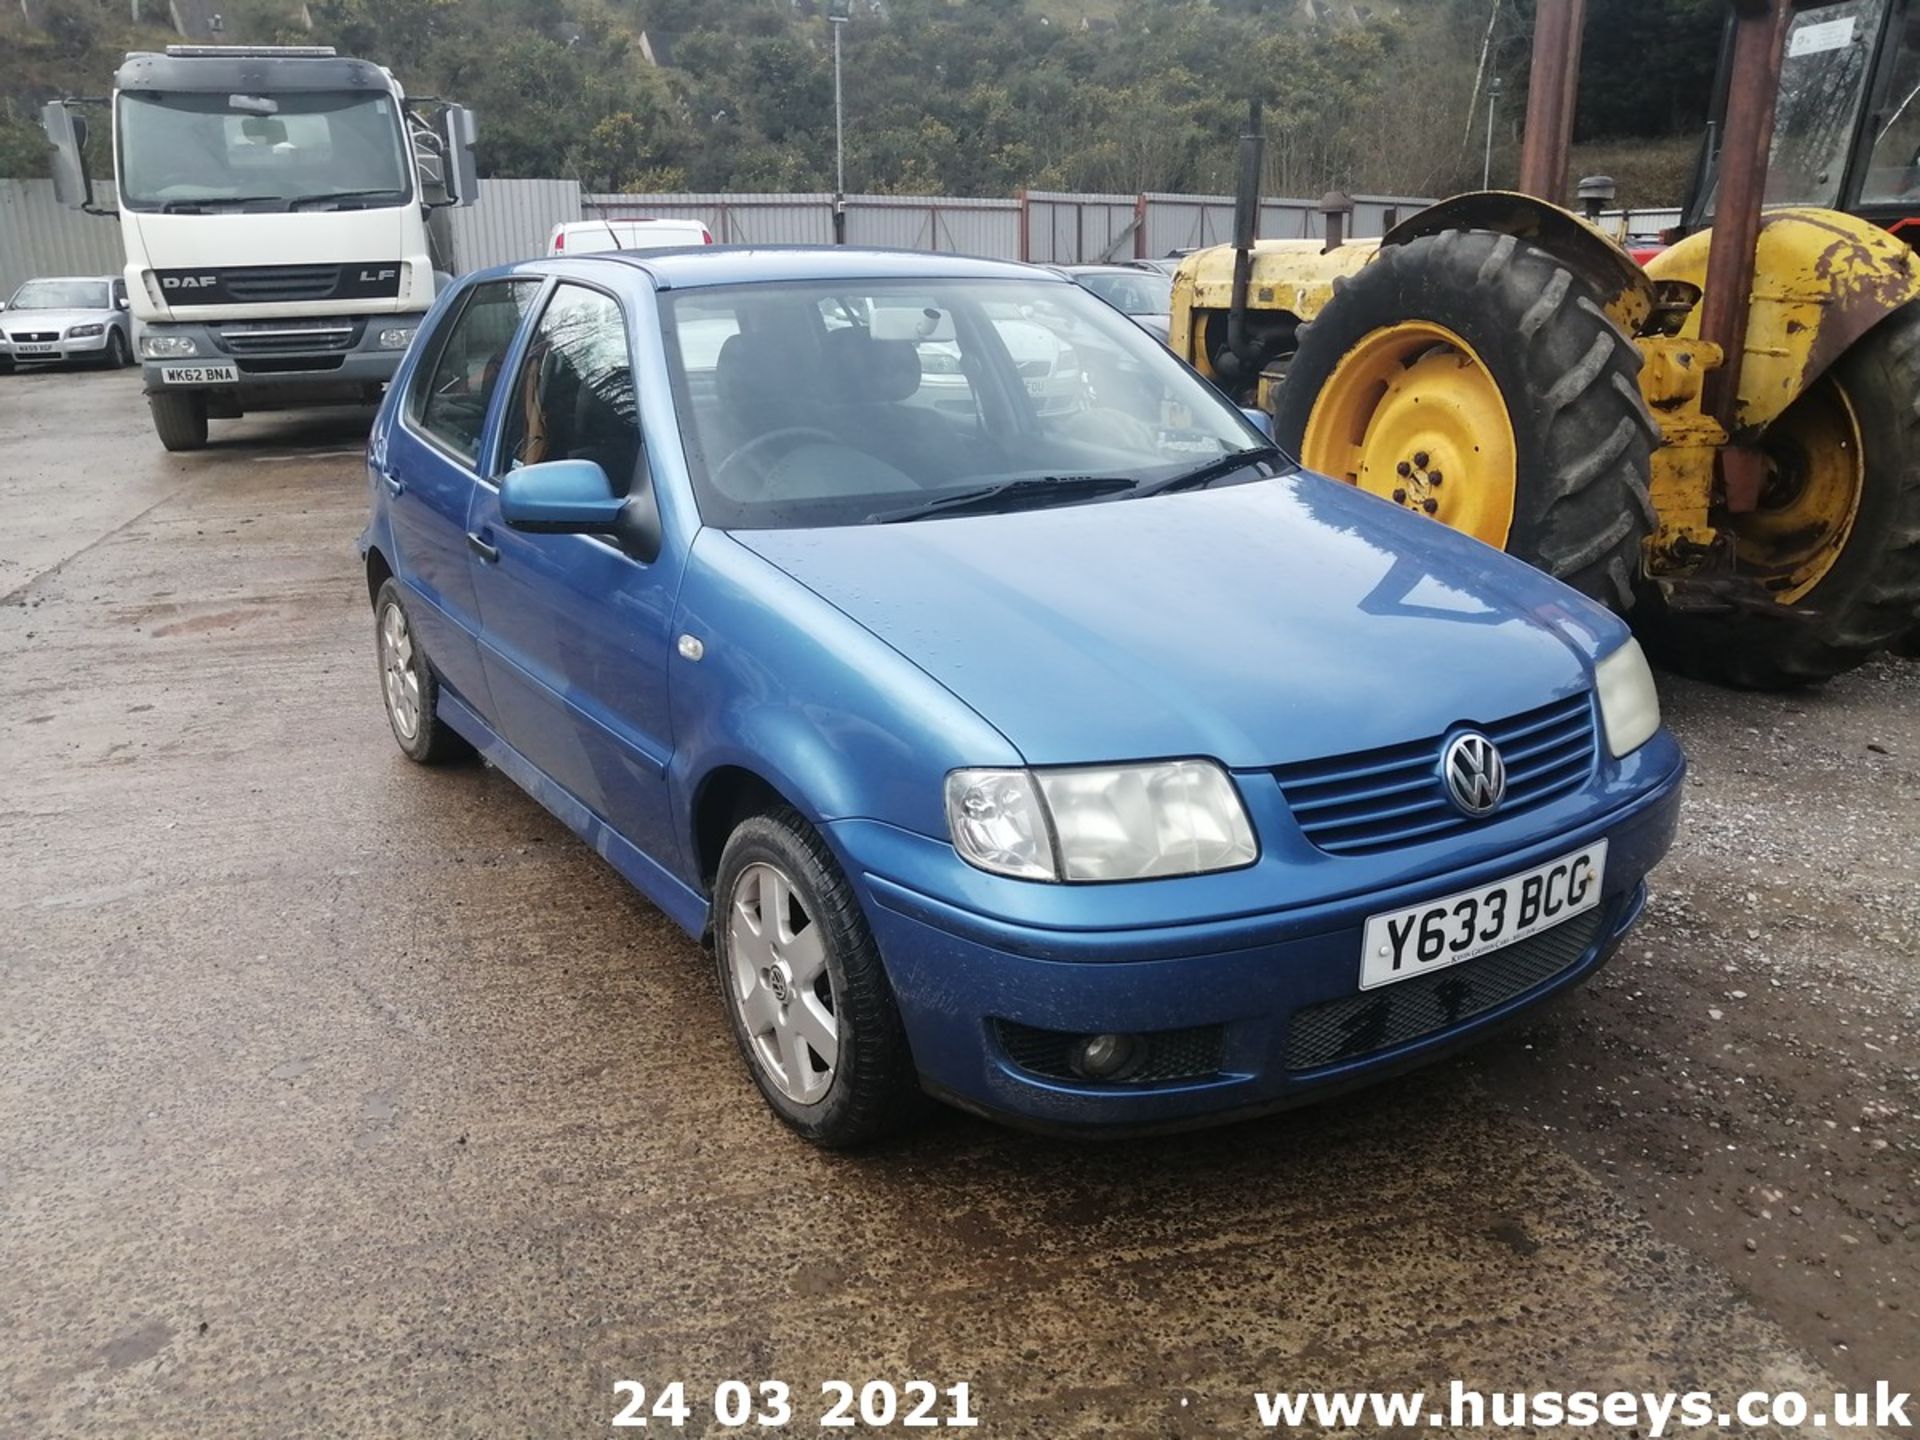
44, 46, 476, 450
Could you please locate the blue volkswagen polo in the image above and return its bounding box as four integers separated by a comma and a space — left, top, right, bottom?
360, 248, 1684, 1147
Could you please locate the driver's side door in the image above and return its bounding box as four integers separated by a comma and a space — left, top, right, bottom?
465, 281, 687, 871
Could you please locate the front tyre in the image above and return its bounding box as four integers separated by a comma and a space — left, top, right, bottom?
1274, 229, 1660, 611
714, 807, 920, 1148
374, 579, 471, 764
149, 390, 208, 451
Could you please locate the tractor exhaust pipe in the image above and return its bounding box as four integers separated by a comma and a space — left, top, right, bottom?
1225, 99, 1266, 381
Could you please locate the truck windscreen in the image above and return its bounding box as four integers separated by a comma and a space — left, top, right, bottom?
116, 89, 412, 212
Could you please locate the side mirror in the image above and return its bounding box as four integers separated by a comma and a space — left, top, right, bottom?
499, 458, 662, 561
117, 294, 130, 310
42, 101, 94, 211
500, 459, 625, 533
1240, 406, 1274, 439
442, 104, 479, 208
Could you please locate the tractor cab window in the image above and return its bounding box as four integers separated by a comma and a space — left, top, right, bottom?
1763, 0, 1882, 207
1861, 10, 1920, 203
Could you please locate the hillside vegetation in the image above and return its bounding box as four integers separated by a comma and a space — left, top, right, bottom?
1, 0, 1722, 206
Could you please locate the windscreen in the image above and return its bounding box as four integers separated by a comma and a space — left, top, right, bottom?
662, 277, 1266, 530
1075, 270, 1173, 316
8, 279, 110, 309
116, 89, 412, 212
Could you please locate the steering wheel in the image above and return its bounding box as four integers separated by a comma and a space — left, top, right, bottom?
713, 426, 839, 494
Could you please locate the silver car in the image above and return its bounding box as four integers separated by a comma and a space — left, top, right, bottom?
0, 276, 134, 371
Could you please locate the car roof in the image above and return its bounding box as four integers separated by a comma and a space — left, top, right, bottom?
1061, 264, 1158, 276
484, 245, 1066, 292
18, 275, 117, 284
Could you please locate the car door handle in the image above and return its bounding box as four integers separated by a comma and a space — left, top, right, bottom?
380, 469, 405, 496
467, 531, 499, 563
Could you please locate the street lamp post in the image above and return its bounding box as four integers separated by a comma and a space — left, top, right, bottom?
1484, 75, 1503, 191
829, 10, 849, 244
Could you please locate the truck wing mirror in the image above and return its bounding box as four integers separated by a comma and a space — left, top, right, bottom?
41, 101, 95, 211
442, 104, 479, 208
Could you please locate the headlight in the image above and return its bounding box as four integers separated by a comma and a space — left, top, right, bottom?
140, 334, 197, 358
946, 760, 1257, 882
1594, 638, 1660, 758
67, 323, 105, 338
376, 326, 416, 350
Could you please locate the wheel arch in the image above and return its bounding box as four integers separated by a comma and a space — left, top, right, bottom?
1384, 191, 1655, 336
364, 545, 395, 608
689, 763, 797, 891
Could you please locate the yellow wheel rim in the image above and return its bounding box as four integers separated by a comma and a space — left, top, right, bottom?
1734, 376, 1865, 604
1300, 321, 1519, 550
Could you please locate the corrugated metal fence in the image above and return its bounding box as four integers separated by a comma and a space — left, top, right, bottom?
1, 179, 125, 294
1, 176, 1437, 293
583, 189, 1430, 264
448, 178, 582, 270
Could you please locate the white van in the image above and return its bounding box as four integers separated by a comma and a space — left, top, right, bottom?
547, 217, 714, 255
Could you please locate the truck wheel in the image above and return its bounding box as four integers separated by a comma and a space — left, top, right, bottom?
1637, 304, 1920, 688
149, 391, 208, 451
713, 806, 921, 1148
1274, 229, 1659, 611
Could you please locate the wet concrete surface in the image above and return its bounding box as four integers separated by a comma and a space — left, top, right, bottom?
1, 368, 1914, 1437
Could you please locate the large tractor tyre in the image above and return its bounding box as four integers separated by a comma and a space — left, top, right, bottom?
149, 391, 208, 452
1273, 229, 1659, 611
1637, 304, 1920, 689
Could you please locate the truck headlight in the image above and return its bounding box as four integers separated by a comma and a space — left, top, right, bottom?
141, 334, 197, 358
66, 323, 105, 338
946, 760, 1257, 882
1594, 638, 1660, 758
376, 326, 417, 350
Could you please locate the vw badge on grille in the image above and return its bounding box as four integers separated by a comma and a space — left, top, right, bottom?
1443, 731, 1506, 817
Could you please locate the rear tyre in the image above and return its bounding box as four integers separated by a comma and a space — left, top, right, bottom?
149, 390, 208, 452
713, 806, 921, 1148
374, 579, 472, 765
1274, 229, 1660, 611
1637, 304, 1920, 688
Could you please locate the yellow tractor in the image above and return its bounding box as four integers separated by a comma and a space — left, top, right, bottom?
1172, 0, 1920, 688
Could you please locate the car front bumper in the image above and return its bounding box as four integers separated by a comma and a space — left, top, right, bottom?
832, 748, 1686, 1135
2, 331, 112, 363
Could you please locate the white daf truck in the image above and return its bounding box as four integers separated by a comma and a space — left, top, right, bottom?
43, 46, 476, 450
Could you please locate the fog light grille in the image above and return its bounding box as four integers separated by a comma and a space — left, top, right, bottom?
1284, 908, 1604, 1072
994, 1020, 1224, 1085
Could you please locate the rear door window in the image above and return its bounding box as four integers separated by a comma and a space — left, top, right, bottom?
409, 279, 541, 464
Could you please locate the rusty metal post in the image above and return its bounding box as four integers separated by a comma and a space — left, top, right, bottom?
1699, 0, 1793, 447
1517, 0, 1588, 203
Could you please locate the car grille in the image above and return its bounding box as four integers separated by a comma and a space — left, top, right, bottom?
1274, 693, 1597, 855
224, 265, 344, 303
1283, 907, 1604, 1071
994, 1020, 1225, 1085
216, 320, 361, 355
9, 330, 59, 343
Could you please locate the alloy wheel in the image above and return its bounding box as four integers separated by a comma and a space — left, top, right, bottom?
379, 601, 422, 741
726, 861, 839, 1105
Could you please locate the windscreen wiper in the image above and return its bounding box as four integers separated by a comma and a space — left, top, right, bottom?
288, 189, 408, 211
1128, 445, 1285, 499
158, 195, 284, 213
873, 475, 1136, 524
